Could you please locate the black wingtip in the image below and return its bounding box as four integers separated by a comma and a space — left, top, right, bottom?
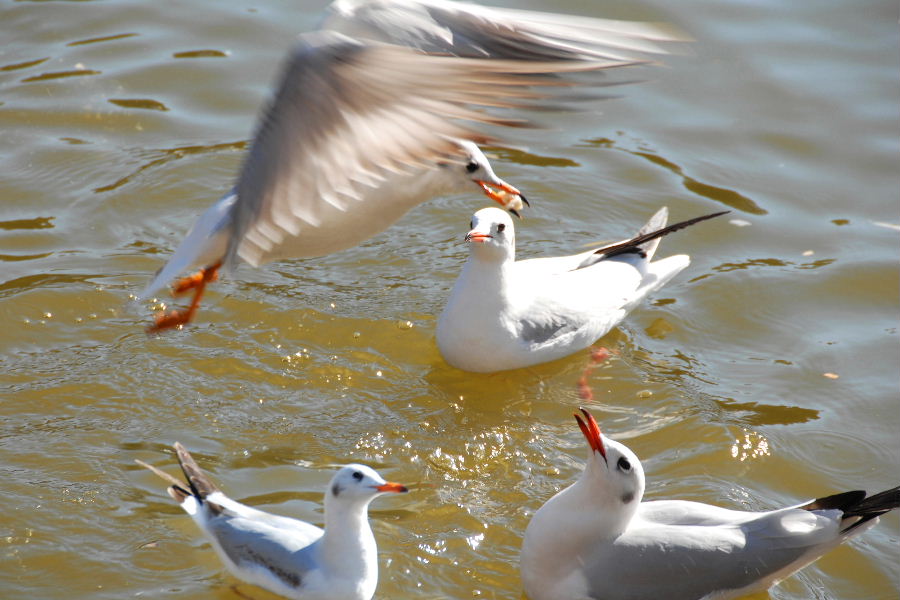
803, 485, 900, 534
173, 442, 221, 500
591, 209, 729, 262
520, 195, 530, 208
509, 208, 522, 219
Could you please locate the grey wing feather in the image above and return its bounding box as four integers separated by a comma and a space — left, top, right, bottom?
584, 529, 812, 600
324, 0, 688, 60
208, 512, 323, 590
226, 32, 637, 267
519, 318, 577, 345
582, 500, 854, 600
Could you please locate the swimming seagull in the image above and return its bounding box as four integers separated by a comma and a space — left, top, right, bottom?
140, 1, 685, 332
136, 443, 408, 600
436, 207, 727, 372
520, 408, 900, 600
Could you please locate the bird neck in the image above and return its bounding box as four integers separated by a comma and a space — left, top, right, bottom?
466, 246, 515, 280
452, 251, 515, 314
523, 472, 632, 583
417, 162, 470, 198
320, 498, 378, 580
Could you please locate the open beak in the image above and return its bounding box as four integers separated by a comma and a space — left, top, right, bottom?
375, 481, 409, 494
476, 179, 528, 218
574, 407, 607, 466
465, 230, 492, 243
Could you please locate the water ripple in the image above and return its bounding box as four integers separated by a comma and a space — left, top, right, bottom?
66, 33, 138, 47
0, 216, 54, 231
21, 69, 102, 83
172, 50, 228, 59
713, 398, 820, 427
108, 98, 169, 112
93, 140, 245, 193
1, 57, 50, 71
583, 136, 767, 215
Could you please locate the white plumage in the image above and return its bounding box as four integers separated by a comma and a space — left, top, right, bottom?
437, 207, 726, 372
141, 0, 684, 331
520, 409, 900, 600
137, 443, 408, 600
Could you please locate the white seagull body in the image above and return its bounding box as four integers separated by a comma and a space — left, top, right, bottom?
137, 443, 408, 600
140, 0, 684, 331
436, 207, 726, 372
520, 409, 900, 600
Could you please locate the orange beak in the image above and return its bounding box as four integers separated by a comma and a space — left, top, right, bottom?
375, 481, 408, 494
465, 230, 492, 243
574, 407, 607, 465
475, 180, 528, 217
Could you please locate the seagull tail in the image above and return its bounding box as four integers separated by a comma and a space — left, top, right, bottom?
138, 192, 235, 301
172, 442, 222, 501
801, 486, 900, 534
135, 454, 194, 505
589, 208, 730, 264
839, 486, 900, 533
635, 206, 668, 260
135, 443, 223, 516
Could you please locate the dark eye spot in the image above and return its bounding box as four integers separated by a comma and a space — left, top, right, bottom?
497, 223, 506, 233
621, 492, 634, 504
469, 220, 474, 229
617, 457, 631, 472
465, 160, 479, 173
331, 483, 342, 497
352, 471, 363, 481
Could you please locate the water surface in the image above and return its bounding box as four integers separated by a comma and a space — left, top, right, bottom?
1, 1, 897, 599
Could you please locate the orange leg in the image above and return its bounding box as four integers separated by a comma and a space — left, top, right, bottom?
577, 347, 612, 402
146, 261, 222, 333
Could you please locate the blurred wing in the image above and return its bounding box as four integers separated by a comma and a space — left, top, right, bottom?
228, 31, 635, 266
323, 0, 687, 60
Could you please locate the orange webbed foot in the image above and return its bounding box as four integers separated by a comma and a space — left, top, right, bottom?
146, 261, 221, 334
146, 309, 193, 333
171, 263, 220, 295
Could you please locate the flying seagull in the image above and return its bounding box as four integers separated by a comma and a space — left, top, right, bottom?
141, 0, 684, 331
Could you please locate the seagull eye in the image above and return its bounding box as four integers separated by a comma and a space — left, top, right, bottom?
465, 160, 479, 173
352, 471, 363, 481
497, 223, 506, 233
617, 457, 631, 472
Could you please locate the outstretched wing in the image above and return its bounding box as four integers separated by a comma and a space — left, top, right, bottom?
323, 0, 687, 61
227, 31, 641, 267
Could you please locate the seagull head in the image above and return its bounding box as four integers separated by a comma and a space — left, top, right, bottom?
521, 409, 646, 578
454, 141, 528, 217
574, 408, 645, 520
464, 207, 516, 262
327, 464, 408, 506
